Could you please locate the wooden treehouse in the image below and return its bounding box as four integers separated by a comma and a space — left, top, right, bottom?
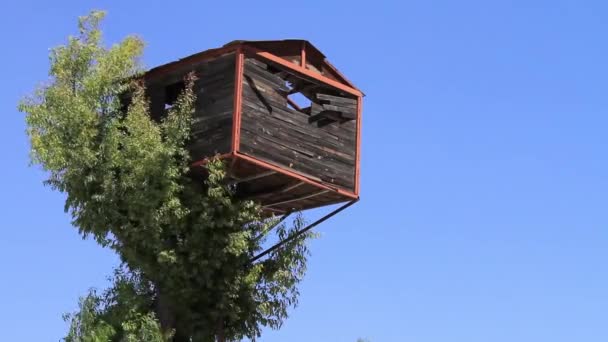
144, 40, 362, 214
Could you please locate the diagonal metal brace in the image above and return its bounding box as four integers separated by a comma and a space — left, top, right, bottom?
252, 211, 292, 243
249, 199, 358, 264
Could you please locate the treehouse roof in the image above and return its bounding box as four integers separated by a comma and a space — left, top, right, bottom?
145, 39, 361, 94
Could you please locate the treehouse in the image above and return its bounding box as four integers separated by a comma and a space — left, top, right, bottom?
144, 40, 362, 214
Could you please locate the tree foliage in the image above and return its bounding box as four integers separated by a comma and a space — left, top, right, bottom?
20, 11, 314, 341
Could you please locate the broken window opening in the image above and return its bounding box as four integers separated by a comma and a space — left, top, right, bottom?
118, 93, 132, 115
164, 80, 185, 110
281, 77, 316, 115
287, 92, 311, 113
263, 61, 358, 126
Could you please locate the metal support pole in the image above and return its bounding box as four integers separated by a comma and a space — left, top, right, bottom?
249, 199, 358, 264
252, 211, 292, 243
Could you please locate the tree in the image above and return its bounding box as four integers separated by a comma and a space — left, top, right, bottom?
20, 11, 315, 341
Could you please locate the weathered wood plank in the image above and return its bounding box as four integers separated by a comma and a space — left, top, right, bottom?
267, 97, 356, 135
316, 93, 357, 105
321, 104, 357, 115
240, 110, 355, 155
241, 105, 355, 150
241, 98, 356, 143
240, 129, 355, 188
309, 110, 342, 123
238, 61, 357, 191
244, 62, 288, 89
184, 55, 236, 159
239, 145, 353, 189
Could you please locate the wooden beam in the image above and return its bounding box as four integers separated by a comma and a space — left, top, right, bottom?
322, 104, 357, 115
243, 46, 363, 97
234, 152, 359, 200
251, 199, 358, 263
340, 111, 357, 120
288, 83, 317, 95
301, 41, 307, 68
309, 110, 341, 123
253, 212, 292, 242
244, 181, 306, 200
321, 59, 360, 92
145, 45, 239, 80
316, 93, 357, 105
265, 207, 287, 214
263, 189, 329, 209
355, 96, 362, 196
280, 181, 306, 193
228, 170, 276, 185
231, 49, 244, 153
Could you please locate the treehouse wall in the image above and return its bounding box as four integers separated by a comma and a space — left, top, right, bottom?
141, 40, 361, 212
239, 57, 357, 192
146, 53, 236, 161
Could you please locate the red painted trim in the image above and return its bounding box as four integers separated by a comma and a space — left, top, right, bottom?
242, 46, 363, 97
322, 59, 362, 95
145, 45, 239, 81
300, 41, 306, 68
229, 154, 238, 172
144, 41, 362, 94
355, 96, 362, 196
231, 48, 245, 153
234, 152, 359, 200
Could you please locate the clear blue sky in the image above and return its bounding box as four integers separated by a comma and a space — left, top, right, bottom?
2, 1, 608, 341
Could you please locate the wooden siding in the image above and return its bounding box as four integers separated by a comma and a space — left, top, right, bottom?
146, 53, 236, 161
239, 57, 356, 192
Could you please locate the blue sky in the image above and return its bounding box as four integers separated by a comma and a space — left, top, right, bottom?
2, 0, 608, 341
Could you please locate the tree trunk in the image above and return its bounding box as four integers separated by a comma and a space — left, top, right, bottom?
216, 319, 225, 342
156, 287, 175, 334
156, 287, 191, 341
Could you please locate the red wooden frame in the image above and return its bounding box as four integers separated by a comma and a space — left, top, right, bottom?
300, 41, 307, 68
145, 45, 239, 80
231, 48, 245, 153
242, 46, 363, 97
190, 152, 358, 201
188, 41, 362, 202
235, 152, 358, 199
144, 40, 362, 93
355, 96, 362, 195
